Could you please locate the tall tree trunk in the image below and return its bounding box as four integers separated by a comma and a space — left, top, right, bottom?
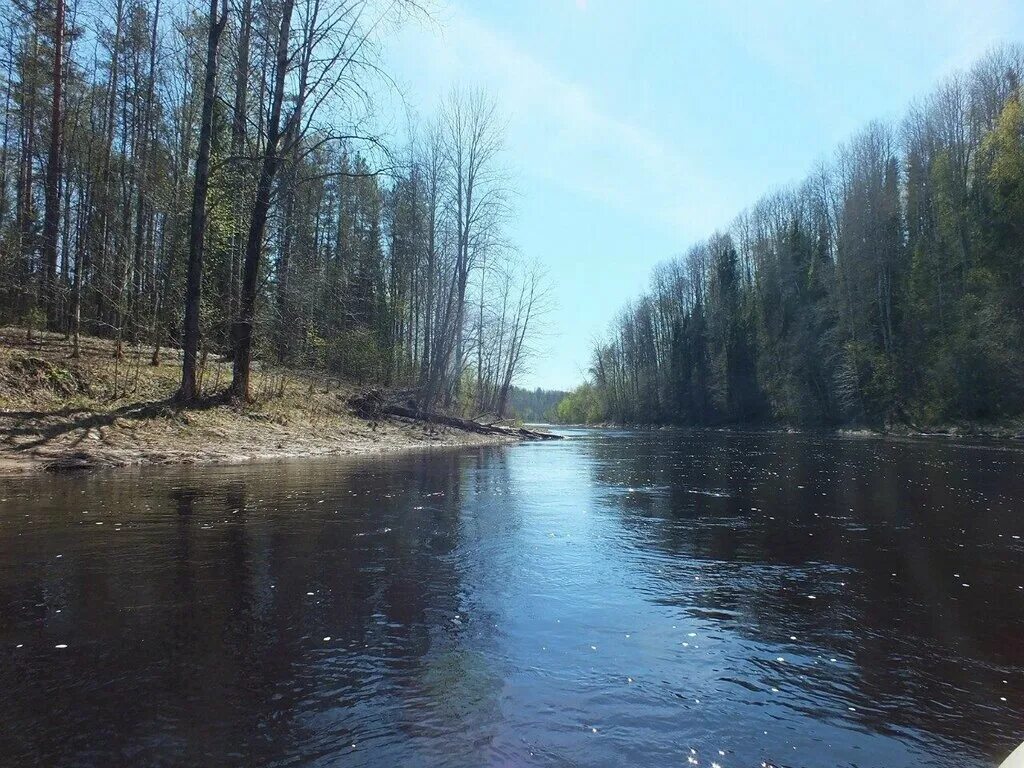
71, 176, 86, 357
17, 10, 40, 318
418, 172, 437, 388
230, 0, 293, 401
179, 0, 227, 401
42, 0, 64, 328
129, 0, 160, 342
227, 0, 252, 329
95, 0, 124, 331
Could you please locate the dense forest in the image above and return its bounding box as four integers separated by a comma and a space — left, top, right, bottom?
0, 0, 548, 416
506, 386, 566, 423
560, 47, 1024, 428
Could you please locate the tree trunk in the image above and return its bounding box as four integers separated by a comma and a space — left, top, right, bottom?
41, 0, 64, 328
179, 0, 227, 401
230, 0, 293, 401
129, 0, 160, 343
228, 0, 252, 327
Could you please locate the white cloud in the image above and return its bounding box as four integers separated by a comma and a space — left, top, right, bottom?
389, 3, 727, 239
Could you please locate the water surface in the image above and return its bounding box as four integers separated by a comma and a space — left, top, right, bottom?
1, 429, 1022, 767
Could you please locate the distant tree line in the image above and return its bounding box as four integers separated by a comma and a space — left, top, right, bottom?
567, 47, 1024, 428
0, 0, 548, 416
506, 386, 566, 423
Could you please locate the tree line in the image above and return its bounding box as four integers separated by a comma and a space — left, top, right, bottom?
565, 47, 1024, 428
505, 386, 566, 423
0, 0, 548, 416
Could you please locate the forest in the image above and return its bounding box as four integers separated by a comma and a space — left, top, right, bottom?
0, 0, 548, 418
559, 46, 1024, 428
506, 386, 566, 423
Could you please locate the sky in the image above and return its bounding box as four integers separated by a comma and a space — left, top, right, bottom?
378, 0, 1024, 391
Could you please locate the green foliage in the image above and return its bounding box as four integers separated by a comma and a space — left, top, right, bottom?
506, 387, 567, 422
837, 341, 898, 422
25, 307, 47, 339
303, 327, 327, 371
554, 383, 604, 424
588, 66, 1024, 428
988, 98, 1024, 225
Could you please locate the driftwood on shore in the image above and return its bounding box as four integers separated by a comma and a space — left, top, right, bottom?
349, 390, 561, 441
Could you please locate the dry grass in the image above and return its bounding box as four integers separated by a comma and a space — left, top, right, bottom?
0, 327, 513, 474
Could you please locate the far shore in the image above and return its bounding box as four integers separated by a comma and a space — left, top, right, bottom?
550, 421, 1024, 442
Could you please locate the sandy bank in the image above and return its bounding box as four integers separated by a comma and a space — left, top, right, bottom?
0, 329, 518, 475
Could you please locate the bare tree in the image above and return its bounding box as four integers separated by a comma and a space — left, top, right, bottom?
421, 87, 507, 409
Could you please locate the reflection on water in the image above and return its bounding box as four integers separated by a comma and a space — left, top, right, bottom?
0, 430, 1022, 767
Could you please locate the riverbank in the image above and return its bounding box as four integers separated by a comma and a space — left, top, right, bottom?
0, 329, 519, 475
552, 420, 1024, 441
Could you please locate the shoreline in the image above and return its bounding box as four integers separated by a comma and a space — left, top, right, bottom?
0, 406, 519, 476
551, 421, 1024, 442
0, 421, 520, 475
0, 397, 521, 476
0, 329, 523, 477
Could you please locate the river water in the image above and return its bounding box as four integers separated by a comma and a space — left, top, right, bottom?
1, 429, 1022, 767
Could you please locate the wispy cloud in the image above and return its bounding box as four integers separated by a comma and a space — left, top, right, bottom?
716, 0, 1021, 104
393, 3, 727, 239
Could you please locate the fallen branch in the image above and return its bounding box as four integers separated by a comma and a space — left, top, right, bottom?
348, 390, 560, 441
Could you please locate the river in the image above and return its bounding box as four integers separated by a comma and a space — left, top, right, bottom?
1, 429, 1021, 767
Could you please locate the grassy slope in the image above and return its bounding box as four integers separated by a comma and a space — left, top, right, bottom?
0, 328, 513, 473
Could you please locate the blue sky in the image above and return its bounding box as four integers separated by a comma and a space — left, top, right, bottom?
379, 0, 1024, 391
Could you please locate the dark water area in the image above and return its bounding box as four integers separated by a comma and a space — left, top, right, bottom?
1, 429, 1022, 767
